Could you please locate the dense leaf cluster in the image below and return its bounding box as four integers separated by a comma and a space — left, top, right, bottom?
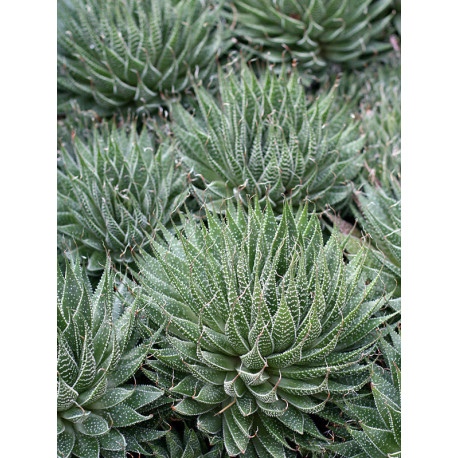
172, 65, 365, 212
136, 200, 396, 456
57, 1, 401, 456
57, 259, 165, 457
57, 121, 189, 273
228, 0, 398, 73
58, 0, 226, 114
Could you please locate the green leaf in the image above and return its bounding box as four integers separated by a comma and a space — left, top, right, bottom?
123, 385, 163, 410
194, 384, 228, 405
278, 391, 328, 414
57, 416, 65, 435
75, 413, 110, 437
271, 292, 296, 352
107, 345, 147, 387
72, 434, 100, 458
86, 387, 133, 410
60, 406, 91, 422
57, 376, 79, 411
57, 427, 75, 458
224, 408, 250, 453
198, 410, 222, 435
105, 403, 151, 427
173, 398, 216, 416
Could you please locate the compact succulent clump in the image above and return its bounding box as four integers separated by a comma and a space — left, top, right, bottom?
172, 64, 365, 213
330, 325, 401, 457
227, 0, 397, 74
57, 258, 164, 457
57, 0, 226, 114
57, 121, 189, 273
135, 200, 396, 456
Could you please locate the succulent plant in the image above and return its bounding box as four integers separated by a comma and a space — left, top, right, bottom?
227, 0, 397, 74
135, 199, 396, 456
57, 120, 189, 274
171, 64, 365, 213
58, 0, 226, 115
57, 257, 165, 457
330, 324, 401, 457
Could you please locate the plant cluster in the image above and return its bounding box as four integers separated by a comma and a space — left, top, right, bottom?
57, 1, 401, 456
58, 0, 227, 114
57, 120, 189, 273
227, 0, 399, 75
137, 200, 396, 456
57, 258, 166, 457
171, 64, 365, 212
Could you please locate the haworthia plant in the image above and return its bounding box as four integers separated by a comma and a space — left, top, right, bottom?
57, 0, 227, 115
171, 63, 365, 213
330, 324, 401, 457
226, 0, 398, 74
57, 257, 165, 458
135, 199, 396, 456
57, 120, 189, 274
